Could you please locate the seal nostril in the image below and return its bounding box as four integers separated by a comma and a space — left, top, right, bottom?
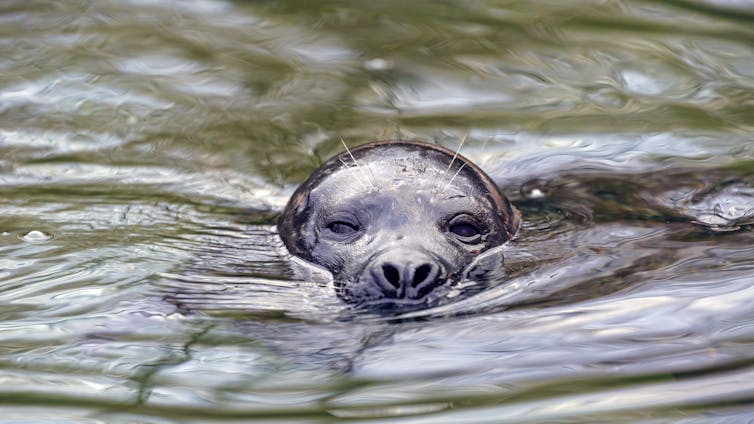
382, 264, 401, 288
412, 264, 432, 287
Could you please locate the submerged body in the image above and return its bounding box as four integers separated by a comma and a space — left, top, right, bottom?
279, 141, 519, 309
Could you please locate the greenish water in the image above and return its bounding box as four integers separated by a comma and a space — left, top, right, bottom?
1, 0, 754, 422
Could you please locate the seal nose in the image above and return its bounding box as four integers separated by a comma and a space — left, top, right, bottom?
370, 253, 443, 299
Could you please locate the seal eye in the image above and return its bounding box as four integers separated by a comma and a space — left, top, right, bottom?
327, 221, 359, 236
449, 222, 479, 238
447, 215, 483, 243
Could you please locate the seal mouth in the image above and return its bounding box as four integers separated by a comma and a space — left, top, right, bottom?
357, 296, 439, 312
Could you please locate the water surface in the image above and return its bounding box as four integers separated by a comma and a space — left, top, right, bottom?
1, 0, 754, 422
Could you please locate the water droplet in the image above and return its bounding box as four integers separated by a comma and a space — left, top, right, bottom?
21, 230, 53, 242
528, 188, 545, 199
364, 58, 392, 71
521, 179, 549, 199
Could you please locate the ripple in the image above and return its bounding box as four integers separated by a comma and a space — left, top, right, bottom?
1, 163, 286, 209
390, 73, 515, 111
0, 129, 126, 155
114, 54, 204, 77
619, 69, 667, 96
655, 176, 754, 231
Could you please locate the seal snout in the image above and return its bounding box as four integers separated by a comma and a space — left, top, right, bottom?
368, 250, 445, 300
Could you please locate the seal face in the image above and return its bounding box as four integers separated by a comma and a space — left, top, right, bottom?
279, 140, 520, 309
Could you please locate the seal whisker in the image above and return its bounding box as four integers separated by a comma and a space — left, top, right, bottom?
341, 138, 375, 189
441, 162, 467, 193
445, 134, 468, 175
433, 134, 468, 197
339, 157, 370, 191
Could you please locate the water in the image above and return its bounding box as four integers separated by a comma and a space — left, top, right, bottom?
1, 0, 753, 421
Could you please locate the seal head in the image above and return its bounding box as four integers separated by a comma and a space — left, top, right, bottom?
279, 140, 519, 309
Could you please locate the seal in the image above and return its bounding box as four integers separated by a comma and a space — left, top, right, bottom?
278, 140, 520, 309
